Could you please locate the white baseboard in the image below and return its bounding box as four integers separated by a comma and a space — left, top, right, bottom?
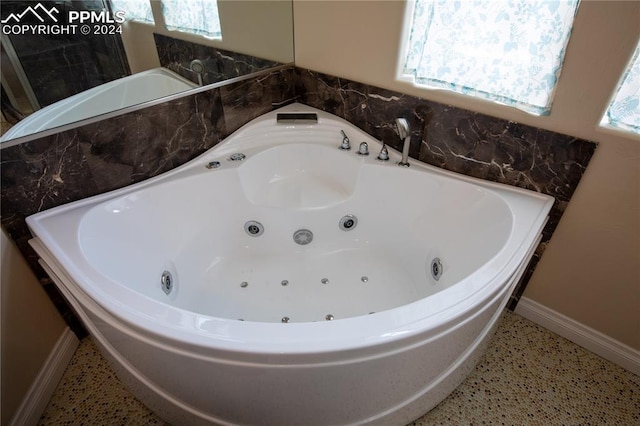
10, 327, 79, 426
515, 297, 640, 376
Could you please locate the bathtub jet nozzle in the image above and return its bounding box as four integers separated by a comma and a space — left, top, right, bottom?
339, 214, 358, 231
161, 271, 174, 295
431, 258, 443, 281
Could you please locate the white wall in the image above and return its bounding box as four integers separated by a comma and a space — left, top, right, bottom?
293, 0, 640, 350
121, 0, 295, 74
1, 229, 67, 424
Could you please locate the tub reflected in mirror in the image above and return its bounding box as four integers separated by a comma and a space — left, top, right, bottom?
0, 0, 294, 144
1, 68, 197, 141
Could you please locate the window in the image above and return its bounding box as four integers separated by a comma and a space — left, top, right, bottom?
161, 0, 221, 39
110, 0, 154, 23
109, 0, 221, 39
600, 42, 640, 135
402, 0, 580, 115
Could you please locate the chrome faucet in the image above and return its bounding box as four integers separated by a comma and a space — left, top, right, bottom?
395, 118, 411, 167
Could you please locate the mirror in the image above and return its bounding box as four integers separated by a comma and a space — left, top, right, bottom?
0, 0, 294, 143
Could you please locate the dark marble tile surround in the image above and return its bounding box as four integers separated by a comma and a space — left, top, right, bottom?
154, 33, 284, 86
0, 66, 596, 336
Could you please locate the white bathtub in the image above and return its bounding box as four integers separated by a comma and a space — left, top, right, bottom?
27, 103, 553, 425
1, 68, 197, 141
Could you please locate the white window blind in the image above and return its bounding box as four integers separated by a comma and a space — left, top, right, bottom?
108, 1, 221, 40
110, 0, 154, 23
601, 42, 640, 135
403, 0, 580, 115
161, 0, 221, 39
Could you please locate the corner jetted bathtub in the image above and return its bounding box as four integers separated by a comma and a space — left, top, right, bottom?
27, 103, 553, 425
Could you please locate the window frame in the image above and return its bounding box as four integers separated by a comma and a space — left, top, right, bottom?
399, 0, 581, 116
598, 40, 640, 137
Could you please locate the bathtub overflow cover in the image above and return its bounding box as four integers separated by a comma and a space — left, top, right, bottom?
161, 271, 173, 295
431, 258, 443, 281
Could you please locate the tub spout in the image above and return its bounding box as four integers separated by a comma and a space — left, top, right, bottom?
395, 118, 411, 167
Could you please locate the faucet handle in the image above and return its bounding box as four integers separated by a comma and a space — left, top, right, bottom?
377, 145, 389, 161
357, 142, 369, 156
340, 130, 351, 150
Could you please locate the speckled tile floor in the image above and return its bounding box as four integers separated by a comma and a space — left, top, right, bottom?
39, 310, 639, 425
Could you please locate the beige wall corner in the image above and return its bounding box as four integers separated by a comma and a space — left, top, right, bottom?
122, 0, 294, 73
1, 229, 68, 424
524, 137, 640, 350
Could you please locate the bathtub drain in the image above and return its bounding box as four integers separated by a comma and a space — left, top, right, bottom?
293, 229, 313, 245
